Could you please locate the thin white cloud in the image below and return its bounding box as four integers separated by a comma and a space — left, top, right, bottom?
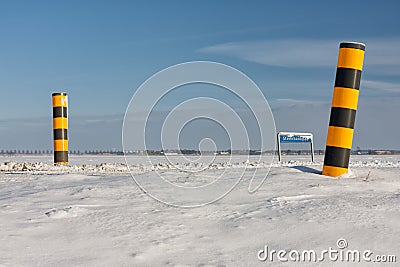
198, 38, 400, 69
362, 80, 400, 93
199, 39, 337, 67
270, 98, 329, 109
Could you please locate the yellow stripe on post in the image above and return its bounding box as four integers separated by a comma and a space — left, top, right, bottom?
326, 126, 354, 149
331, 87, 359, 110
322, 165, 348, 177
53, 117, 68, 129
337, 47, 365, 71
54, 140, 68, 151
52, 95, 68, 107
55, 161, 69, 165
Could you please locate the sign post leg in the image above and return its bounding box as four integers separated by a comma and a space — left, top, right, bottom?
277, 133, 281, 162
310, 141, 314, 162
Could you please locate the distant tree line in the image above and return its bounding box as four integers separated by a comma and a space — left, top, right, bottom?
0, 149, 399, 155
0, 149, 123, 155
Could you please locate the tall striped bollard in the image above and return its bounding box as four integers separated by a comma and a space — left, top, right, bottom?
52, 92, 69, 164
322, 42, 365, 177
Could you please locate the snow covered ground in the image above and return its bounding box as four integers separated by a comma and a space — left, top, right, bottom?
0, 155, 399, 266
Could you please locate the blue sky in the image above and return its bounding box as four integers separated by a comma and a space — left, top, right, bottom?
1, 1, 400, 150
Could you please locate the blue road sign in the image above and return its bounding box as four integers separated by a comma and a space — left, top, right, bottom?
280, 135, 312, 143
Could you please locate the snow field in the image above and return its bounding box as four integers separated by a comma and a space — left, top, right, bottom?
0, 155, 399, 266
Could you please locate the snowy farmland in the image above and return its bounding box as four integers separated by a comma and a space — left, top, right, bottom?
0, 155, 399, 266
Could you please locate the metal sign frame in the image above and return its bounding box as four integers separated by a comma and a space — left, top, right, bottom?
277, 132, 314, 162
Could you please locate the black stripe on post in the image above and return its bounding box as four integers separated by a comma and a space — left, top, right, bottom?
52, 92, 67, 96
340, 42, 366, 51
329, 107, 356, 129
323, 146, 350, 168
53, 129, 68, 140
53, 107, 68, 118
54, 151, 68, 162
334, 68, 361, 89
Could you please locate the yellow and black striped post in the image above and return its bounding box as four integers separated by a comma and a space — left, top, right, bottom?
52, 92, 68, 164
322, 42, 365, 177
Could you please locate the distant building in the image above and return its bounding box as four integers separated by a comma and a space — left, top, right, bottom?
375, 150, 392, 155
